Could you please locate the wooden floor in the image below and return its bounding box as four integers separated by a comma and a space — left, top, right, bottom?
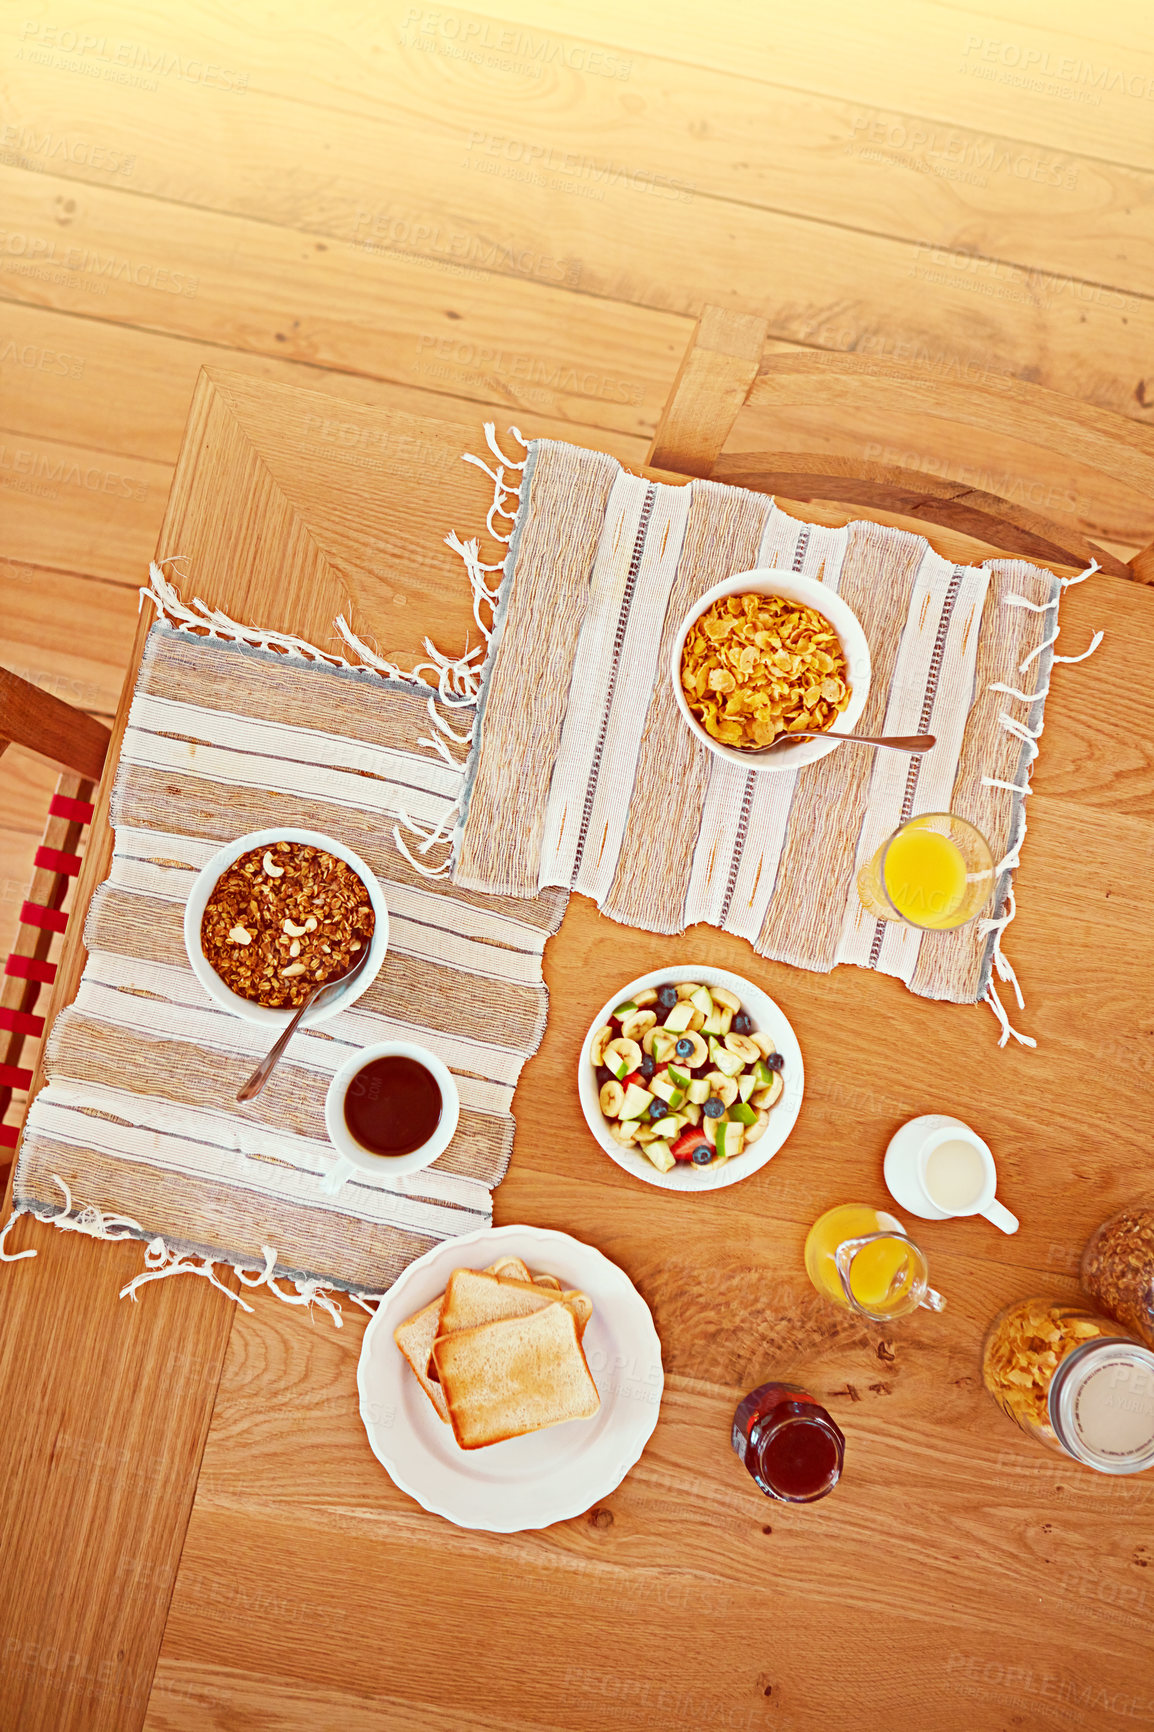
2, 0, 1154, 1725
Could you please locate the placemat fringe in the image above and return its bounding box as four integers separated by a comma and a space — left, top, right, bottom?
1, 1175, 378, 1327
975, 558, 1102, 1045
143, 559, 488, 714
393, 805, 459, 878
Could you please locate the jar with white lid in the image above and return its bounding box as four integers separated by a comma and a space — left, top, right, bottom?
982, 1296, 1154, 1473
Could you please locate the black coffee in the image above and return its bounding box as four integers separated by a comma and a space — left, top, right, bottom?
343, 1055, 442, 1156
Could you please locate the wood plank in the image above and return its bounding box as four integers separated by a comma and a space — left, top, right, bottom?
2, 146, 1154, 443
10, 18, 1154, 300
0, 300, 653, 471
0, 163, 687, 441
0, 1220, 236, 1732
433, 0, 1154, 172
0, 424, 171, 582
0, 561, 142, 716
9, 296, 1153, 573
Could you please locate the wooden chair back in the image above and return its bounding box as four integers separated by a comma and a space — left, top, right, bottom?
648, 307, 1154, 583
0, 670, 110, 1166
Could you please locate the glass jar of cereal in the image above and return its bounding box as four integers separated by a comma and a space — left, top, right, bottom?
982, 1297, 1154, 1473
1081, 1204, 1154, 1350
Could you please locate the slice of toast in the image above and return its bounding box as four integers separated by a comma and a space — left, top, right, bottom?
438, 1269, 592, 1340
532, 1272, 562, 1291
490, 1255, 532, 1283
437, 1268, 559, 1336
433, 1302, 601, 1449
393, 1257, 532, 1421
393, 1297, 449, 1423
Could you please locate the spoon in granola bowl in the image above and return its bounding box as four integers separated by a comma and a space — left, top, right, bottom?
749, 730, 937, 756
236, 944, 373, 1103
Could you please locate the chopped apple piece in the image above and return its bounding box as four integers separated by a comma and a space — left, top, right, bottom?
663, 1001, 695, 1032
752, 1073, 784, 1109
643, 1138, 676, 1173
619, 1083, 654, 1120
714, 1120, 745, 1159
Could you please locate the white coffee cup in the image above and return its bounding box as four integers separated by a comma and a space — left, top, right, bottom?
883, 1114, 1018, 1234
322, 1040, 459, 1195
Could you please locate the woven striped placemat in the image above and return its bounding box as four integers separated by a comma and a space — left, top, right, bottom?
5, 621, 564, 1312
444, 430, 1101, 1047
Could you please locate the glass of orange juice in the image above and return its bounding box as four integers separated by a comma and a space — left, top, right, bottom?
856, 812, 994, 931
804, 1203, 945, 1321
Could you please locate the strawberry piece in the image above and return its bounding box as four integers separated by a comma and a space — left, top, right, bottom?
671, 1127, 711, 1165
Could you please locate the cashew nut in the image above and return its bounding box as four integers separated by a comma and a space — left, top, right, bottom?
280, 962, 306, 977
262, 850, 285, 878
227, 924, 252, 945
283, 917, 309, 938
288, 940, 301, 958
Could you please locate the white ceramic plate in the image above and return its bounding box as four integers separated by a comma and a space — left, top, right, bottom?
578, 966, 804, 1192
183, 827, 389, 1027
358, 1225, 663, 1532
670, 567, 872, 773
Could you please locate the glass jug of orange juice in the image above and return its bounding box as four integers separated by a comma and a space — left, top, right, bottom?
805, 1204, 946, 1321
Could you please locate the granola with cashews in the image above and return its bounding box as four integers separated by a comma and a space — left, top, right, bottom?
200, 841, 375, 1009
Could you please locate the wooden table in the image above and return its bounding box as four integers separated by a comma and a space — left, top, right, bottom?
2, 370, 1153, 1732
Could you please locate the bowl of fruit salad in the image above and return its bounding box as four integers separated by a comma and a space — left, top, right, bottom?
578, 966, 804, 1192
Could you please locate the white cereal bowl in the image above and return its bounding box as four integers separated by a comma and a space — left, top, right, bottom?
670, 567, 872, 773
183, 827, 389, 1027
578, 966, 804, 1193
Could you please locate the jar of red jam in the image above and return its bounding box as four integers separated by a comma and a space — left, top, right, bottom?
732, 1381, 846, 1503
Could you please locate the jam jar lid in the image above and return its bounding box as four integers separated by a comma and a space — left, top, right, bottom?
1049, 1339, 1154, 1475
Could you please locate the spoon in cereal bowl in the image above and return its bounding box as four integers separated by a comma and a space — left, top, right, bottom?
751, 729, 936, 756
236, 942, 373, 1102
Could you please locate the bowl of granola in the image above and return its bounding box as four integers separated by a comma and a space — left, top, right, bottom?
184, 828, 389, 1026
671, 569, 871, 772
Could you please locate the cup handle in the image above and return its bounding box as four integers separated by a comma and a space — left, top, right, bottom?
320, 1155, 355, 1196
981, 1197, 1019, 1235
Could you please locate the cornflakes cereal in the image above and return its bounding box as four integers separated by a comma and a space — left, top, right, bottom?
982, 1297, 1115, 1442
680, 592, 851, 748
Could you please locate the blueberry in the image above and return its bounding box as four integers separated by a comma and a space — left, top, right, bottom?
690, 1144, 713, 1165
766, 1051, 784, 1072
648, 1097, 667, 1120
675, 1036, 694, 1058
657, 984, 678, 1010
595, 1065, 613, 1087
732, 1011, 753, 1035
639, 1053, 655, 1079
703, 1097, 725, 1118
